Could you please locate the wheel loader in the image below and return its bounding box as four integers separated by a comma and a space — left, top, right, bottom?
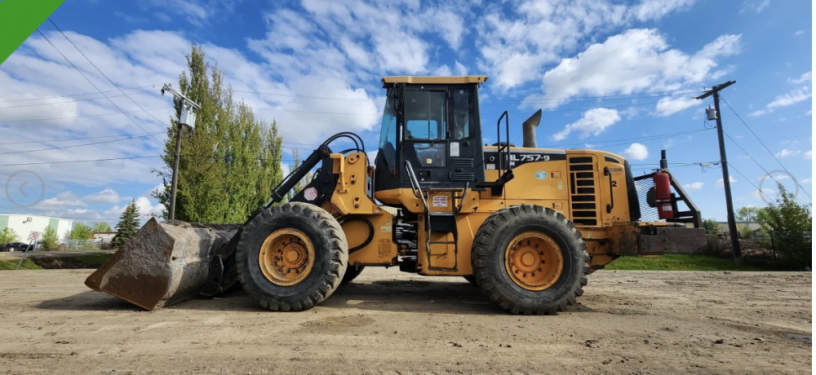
86, 75, 706, 315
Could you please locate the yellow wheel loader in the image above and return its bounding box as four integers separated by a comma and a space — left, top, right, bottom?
86, 76, 706, 314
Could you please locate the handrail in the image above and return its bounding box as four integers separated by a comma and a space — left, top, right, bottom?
404, 161, 429, 210
455, 182, 469, 213
604, 167, 614, 214
496, 110, 510, 174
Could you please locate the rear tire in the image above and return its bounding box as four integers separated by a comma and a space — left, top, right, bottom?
341, 265, 365, 285
471, 204, 589, 315
236, 202, 348, 312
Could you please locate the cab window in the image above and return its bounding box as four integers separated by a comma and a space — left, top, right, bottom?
404, 91, 446, 140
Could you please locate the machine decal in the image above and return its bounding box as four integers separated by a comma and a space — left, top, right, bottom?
432, 195, 448, 207
535, 171, 548, 180
303, 187, 318, 201
450, 142, 460, 157
484, 151, 567, 168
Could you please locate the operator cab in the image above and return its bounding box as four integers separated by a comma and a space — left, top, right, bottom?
375, 76, 488, 199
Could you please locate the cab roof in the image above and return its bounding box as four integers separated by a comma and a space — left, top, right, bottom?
381, 75, 488, 87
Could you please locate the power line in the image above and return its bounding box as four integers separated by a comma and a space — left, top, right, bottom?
720, 96, 811, 200
0, 84, 162, 104
0, 154, 297, 167
552, 128, 712, 149
727, 163, 775, 202
0, 105, 173, 123
0, 132, 165, 156
35, 28, 163, 144
0, 88, 157, 110
0, 132, 168, 145
48, 19, 172, 141
723, 131, 811, 200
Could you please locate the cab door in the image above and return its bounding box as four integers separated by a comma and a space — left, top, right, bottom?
400, 85, 484, 188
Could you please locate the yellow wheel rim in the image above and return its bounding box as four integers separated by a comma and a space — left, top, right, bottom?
504, 231, 564, 291
259, 228, 315, 286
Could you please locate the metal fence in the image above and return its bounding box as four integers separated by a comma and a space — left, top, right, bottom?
62, 239, 111, 251
633, 177, 661, 222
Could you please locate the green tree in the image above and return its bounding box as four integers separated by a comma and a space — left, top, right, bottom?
286, 149, 313, 201
0, 227, 20, 244
112, 200, 141, 249
736, 206, 759, 222
756, 185, 812, 268
92, 222, 112, 233
152, 45, 284, 223
703, 219, 721, 235
41, 225, 59, 251
70, 223, 94, 240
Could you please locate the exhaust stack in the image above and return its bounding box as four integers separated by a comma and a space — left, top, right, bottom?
522, 109, 543, 148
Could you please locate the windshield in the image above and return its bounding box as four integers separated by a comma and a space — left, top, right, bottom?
378, 96, 398, 174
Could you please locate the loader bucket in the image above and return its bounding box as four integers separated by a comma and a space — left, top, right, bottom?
85, 219, 239, 310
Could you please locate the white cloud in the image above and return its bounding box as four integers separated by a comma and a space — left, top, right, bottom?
525, 29, 741, 108
716, 176, 737, 187
749, 87, 812, 117
795, 30, 804, 37
683, 181, 704, 190
802, 178, 812, 185
741, 0, 770, 13
143, 0, 241, 27
476, 0, 696, 91
81, 189, 121, 204
662, 138, 675, 149
804, 150, 812, 160
775, 148, 801, 158
454, 61, 468, 76
788, 71, 812, 84
38, 191, 88, 209
655, 96, 701, 117
623, 143, 649, 161
553, 108, 621, 141
105, 196, 165, 220
751, 188, 775, 200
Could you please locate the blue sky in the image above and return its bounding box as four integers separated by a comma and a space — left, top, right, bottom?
0, 0, 811, 224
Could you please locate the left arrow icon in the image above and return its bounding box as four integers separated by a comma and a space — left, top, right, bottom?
19, 181, 28, 197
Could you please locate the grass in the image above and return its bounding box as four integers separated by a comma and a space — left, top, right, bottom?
0, 258, 43, 270
605, 254, 767, 271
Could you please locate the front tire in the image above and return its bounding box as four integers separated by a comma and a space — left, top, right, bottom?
236, 202, 348, 312
471, 204, 589, 315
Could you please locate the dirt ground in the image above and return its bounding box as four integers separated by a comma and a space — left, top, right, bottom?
0, 269, 810, 375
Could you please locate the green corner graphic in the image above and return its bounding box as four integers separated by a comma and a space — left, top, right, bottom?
0, 0, 66, 65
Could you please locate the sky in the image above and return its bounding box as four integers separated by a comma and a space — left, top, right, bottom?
0, 0, 812, 226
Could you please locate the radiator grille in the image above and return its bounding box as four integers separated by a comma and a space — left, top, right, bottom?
569, 156, 598, 226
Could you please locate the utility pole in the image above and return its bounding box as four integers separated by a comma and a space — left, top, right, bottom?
161, 84, 201, 220
695, 80, 741, 265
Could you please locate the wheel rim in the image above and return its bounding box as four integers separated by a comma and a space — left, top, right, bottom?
258, 228, 315, 286
504, 231, 564, 291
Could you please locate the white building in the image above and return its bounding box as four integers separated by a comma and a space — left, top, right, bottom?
0, 214, 73, 243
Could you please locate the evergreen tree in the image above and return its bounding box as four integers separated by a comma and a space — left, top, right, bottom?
152, 45, 284, 223
112, 200, 141, 249
92, 222, 112, 233
41, 225, 59, 251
